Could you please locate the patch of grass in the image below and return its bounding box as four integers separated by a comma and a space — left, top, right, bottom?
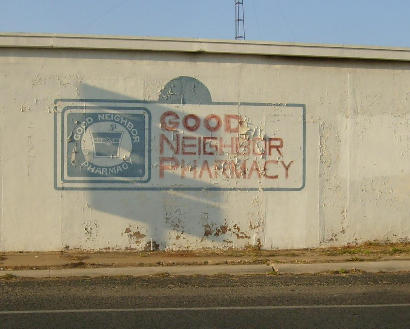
64, 261, 86, 268
321, 242, 410, 257
348, 257, 365, 262
328, 268, 365, 275
323, 248, 362, 256
361, 241, 385, 247
1, 273, 17, 280
279, 252, 300, 257
151, 272, 171, 278
343, 249, 361, 255
65, 255, 90, 262
389, 247, 407, 255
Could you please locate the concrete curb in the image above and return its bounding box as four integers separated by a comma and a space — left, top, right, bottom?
0, 264, 270, 278
271, 260, 410, 274
1, 260, 409, 278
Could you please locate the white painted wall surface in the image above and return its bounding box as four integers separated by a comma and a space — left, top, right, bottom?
0, 34, 408, 251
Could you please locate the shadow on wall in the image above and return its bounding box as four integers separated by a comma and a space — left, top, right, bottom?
61, 76, 262, 250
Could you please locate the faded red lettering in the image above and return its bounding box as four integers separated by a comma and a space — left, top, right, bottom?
228, 160, 247, 179
160, 133, 180, 155
160, 111, 179, 131
159, 157, 179, 178
198, 137, 202, 155
181, 136, 196, 155
183, 114, 200, 132
267, 138, 283, 156
219, 137, 238, 155
181, 159, 197, 178
264, 160, 279, 179
203, 137, 218, 155
204, 114, 222, 132
252, 137, 266, 156
281, 160, 293, 179
225, 114, 240, 133
199, 160, 213, 179
248, 160, 262, 179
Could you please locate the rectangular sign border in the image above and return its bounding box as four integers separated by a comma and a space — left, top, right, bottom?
54, 99, 306, 191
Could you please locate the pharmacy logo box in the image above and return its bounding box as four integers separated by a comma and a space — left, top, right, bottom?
55, 106, 151, 188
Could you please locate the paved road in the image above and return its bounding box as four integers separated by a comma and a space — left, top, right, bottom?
1, 272, 409, 328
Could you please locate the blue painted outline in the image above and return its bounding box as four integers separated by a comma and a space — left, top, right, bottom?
54, 99, 306, 191
60, 106, 151, 184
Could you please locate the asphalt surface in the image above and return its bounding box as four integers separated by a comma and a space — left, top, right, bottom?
1, 272, 409, 329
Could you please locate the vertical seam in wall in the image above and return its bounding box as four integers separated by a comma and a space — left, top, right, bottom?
56, 108, 64, 251
317, 123, 321, 246
346, 72, 351, 238
59, 171, 63, 250
0, 109, 3, 251
0, 176, 3, 251
263, 99, 268, 248
318, 120, 324, 244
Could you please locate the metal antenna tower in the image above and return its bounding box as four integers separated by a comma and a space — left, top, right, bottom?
235, 1, 245, 40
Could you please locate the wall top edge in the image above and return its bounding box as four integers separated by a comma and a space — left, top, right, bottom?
1, 32, 410, 62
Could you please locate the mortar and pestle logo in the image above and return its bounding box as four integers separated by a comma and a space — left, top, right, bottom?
91, 132, 123, 158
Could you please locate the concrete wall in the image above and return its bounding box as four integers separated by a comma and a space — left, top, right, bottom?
0, 34, 409, 251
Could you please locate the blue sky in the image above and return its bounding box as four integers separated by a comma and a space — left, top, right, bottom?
1, 0, 410, 47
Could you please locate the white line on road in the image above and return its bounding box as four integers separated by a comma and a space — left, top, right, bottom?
1, 304, 410, 315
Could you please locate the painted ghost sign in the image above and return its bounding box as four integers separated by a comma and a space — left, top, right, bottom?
54, 77, 305, 190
